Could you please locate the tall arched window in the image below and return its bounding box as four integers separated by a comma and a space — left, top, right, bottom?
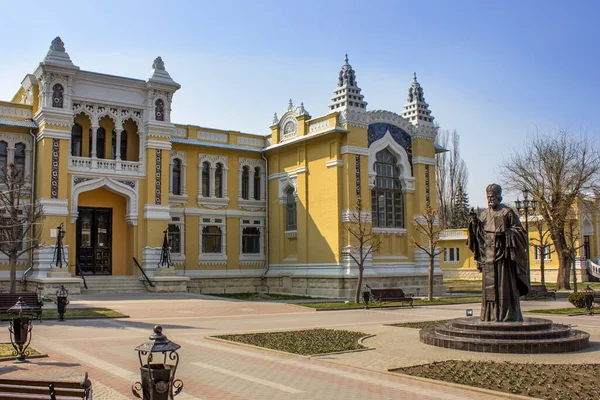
215, 163, 223, 198
241, 166, 250, 200
253, 167, 261, 200
96, 127, 106, 159
172, 159, 182, 195
155, 99, 165, 121
371, 149, 404, 228
14, 143, 26, 176
286, 187, 297, 231
52, 84, 64, 108
202, 161, 210, 197
71, 124, 82, 156
0, 141, 8, 170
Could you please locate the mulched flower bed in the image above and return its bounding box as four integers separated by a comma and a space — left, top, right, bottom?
392, 360, 600, 399
41, 307, 126, 319
0, 343, 40, 358
214, 329, 367, 355
387, 320, 450, 329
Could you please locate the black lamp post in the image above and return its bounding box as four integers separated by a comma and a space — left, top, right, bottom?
583, 285, 594, 315
515, 188, 537, 286
55, 285, 69, 321
158, 230, 173, 269
51, 223, 68, 268
8, 297, 35, 362
132, 325, 183, 400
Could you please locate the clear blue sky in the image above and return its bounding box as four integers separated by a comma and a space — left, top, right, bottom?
1, 0, 598, 207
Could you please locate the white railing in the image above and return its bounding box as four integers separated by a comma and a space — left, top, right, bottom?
439, 229, 468, 240
589, 260, 600, 279
69, 156, 142, 175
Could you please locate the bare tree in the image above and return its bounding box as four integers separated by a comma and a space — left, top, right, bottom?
436, 129, 469, 228
412, 205, 445, 301
564, 214, 586, 293
529, 218, 555, 286
342, 197, 382, 304
0, 164, 44, 293
500, 130, 600, 290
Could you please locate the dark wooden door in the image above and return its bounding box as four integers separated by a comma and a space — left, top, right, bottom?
76, 207, 112, 275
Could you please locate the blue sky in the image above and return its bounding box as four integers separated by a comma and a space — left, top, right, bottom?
1, 0, 598, 207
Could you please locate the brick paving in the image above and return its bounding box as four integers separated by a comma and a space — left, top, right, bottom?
0, 293, 596, 399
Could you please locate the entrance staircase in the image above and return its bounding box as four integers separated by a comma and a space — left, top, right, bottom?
80, 275, 149, 294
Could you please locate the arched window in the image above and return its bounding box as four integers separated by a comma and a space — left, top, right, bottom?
215, 163, 223, 198
253, 167, 261, 200
15, 143, 26, 176
120, 130, 128, 160
371, 149, 404, 228
0, 141, 7, 170
202, 226, 222, 253
96, 127, 106, 159
155, 99, 165, 121
110, 130, 128, 160
286, 187, 297, 231
241, 166, 250, 200
71, 124, 82, 156
172, 159, 182, 196
52, 84, 64, 108
201, 162, 210, 197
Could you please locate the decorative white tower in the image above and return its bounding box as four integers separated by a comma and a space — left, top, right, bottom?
329, 54, 367, 112
402, 73, 435, 128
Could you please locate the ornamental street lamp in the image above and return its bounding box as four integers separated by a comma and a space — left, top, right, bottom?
158, 230, 173, 269
583, 285, 595, 315
55, 285, 69, 321
51, 223, 68, 268
8, 297, 36, 362
515, 188, 537, 286
132, 326, 183, 400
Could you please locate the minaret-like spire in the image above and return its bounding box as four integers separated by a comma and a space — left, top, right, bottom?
43, 36, 76, 68
272, 112, 279, 125
401, 72, 434, 128
329, 54, 367, 113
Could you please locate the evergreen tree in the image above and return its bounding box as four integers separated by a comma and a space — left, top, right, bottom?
450, 183, 470, 228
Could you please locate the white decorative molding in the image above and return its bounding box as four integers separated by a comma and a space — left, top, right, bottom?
198, 153, 229, 205
341, 210, 371, 223
199, 215, 227, 264
337, 109, 437, 142
308, 119, 330, 133
238, 157, 266, 202
284, 230, 297, 238
168, 214, 185, 262
412, 156, 436, 165
72, 101, 143, 128
69, 156, 143, 177
169, 150, 188, 197
238, 199, 266, 212
0, 106, 32, 119
184, 208, 265, 218
280, 116, 298, 141
169, 194, 189, 206
368, 129, 413, 191
71, 176, 138, 225
144, 204, 171, 220
37, 198, 68, 216
145, 139, 172, 150
239, 218, 265, 264
237, 136, 265, 147
197, 131, 228, 143
278, 174, 299, 205
37, 129, 72, 141
326, 159, 343, 168
173, 128, 187, 137
0, 132, 33, 178
439, 229, 467, 240
340, 145, 369, 156
268, 166, 308, 180
198, 197, 230, 209
373, 227, 408, 235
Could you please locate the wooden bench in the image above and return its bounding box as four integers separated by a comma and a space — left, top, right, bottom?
369, 288, 413, 307
0, 293, 44, 321
526, 284, 556, 300
0, 372, 92, 399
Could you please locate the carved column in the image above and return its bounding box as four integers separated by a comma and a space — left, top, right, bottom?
238, 168, 243, 200
182, 161, 187, 195
209, 166, 216, 197
249, 169, 255, 200
7, 147, 15, 165
222, 167, 228, 198
115, 128, 123, 170
91, 123, 98, 169
260, 171, 266, 200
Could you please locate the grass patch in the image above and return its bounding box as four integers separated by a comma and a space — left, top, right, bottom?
42, 307, 126, 319
444, 280, 482, 294
301, 297, 481, 310
214, 329, 367, 355
210, 293, 322, 301
0, 343, 40, 358
527, 307, 590, 315
388, 320, 451, 329
392, 360, 600, 400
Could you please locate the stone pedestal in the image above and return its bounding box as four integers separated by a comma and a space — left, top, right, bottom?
26, 277, 83, 296
420, 317, 589, 354
47, 267, 71, 278
147, 276, 189, 292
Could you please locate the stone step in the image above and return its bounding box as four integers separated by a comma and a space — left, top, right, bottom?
79, 275, 149, 293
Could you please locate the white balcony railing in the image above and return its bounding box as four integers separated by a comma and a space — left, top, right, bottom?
69, 156, 142, 176
439, 229, 468, 240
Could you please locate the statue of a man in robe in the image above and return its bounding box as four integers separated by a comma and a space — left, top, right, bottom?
467, 184, 529, 322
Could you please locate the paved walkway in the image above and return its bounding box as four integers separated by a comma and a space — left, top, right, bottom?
1, 293, 597, 399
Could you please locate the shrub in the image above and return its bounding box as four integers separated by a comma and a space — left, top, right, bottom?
568, 292, 586, 308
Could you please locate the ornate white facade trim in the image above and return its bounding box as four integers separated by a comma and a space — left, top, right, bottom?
337, 109, 437, 141
340, 145, 369, 156
238, 157, 266, 203
280, 116, 298, 141
38, 198, 68, 216
237, 136, 265, 147
412, 156, 436, 165
341, 210, 372, 223
144, 204, 171, 220
71, 176, 138, 225
373, 227, 408, 236
169, 150, 188, 198
326, 159, 344, 168
197, 154, 230, 208
197, 131, 227, 143
284, 230, 297, 238
239, 218, 265, 264
0, 132, 33, 178
199, 215, 227, 264
368, 129, 415, 192
308, 119, 330, 133
0, 106, 32, 119
173, 128, 187, 137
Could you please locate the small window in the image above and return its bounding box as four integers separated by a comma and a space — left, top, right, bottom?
242, 227, 260, 254
52, 84, 64, 108
14, 143, 26, 176
155, 99, 165, 121
71, 124, 82, 157
172, 159, 182, 196
253, 167, 261, 200
168, 224, 181, 254
241, 166, 250, 200
202, 226, 222, 253
215, 163, 223, 198
286, 187, 297, 231
202, 162, 210, 197
0, 141, 7, 169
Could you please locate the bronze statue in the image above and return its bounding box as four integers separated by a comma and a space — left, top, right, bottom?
467, 184, 529, 322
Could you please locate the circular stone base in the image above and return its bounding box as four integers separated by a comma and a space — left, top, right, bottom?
420, 317, 589, 354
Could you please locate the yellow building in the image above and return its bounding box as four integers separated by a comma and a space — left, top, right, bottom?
1, 38, 445, 296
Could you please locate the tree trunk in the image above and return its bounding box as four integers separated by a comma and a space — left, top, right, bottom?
572, 252, 578, 292
9, 253, 17, 294
540, 256, 545, 286
551, 229, 571, 290
355, 266, 363, 304
428, 256, 434, 301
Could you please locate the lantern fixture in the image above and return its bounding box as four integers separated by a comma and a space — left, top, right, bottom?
132, 325, 183, 399
8, 297, 36, 362
55, 285, 69, 321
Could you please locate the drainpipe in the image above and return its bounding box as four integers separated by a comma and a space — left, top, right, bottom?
261, 151, 269, 280
22, 128, 37, 282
